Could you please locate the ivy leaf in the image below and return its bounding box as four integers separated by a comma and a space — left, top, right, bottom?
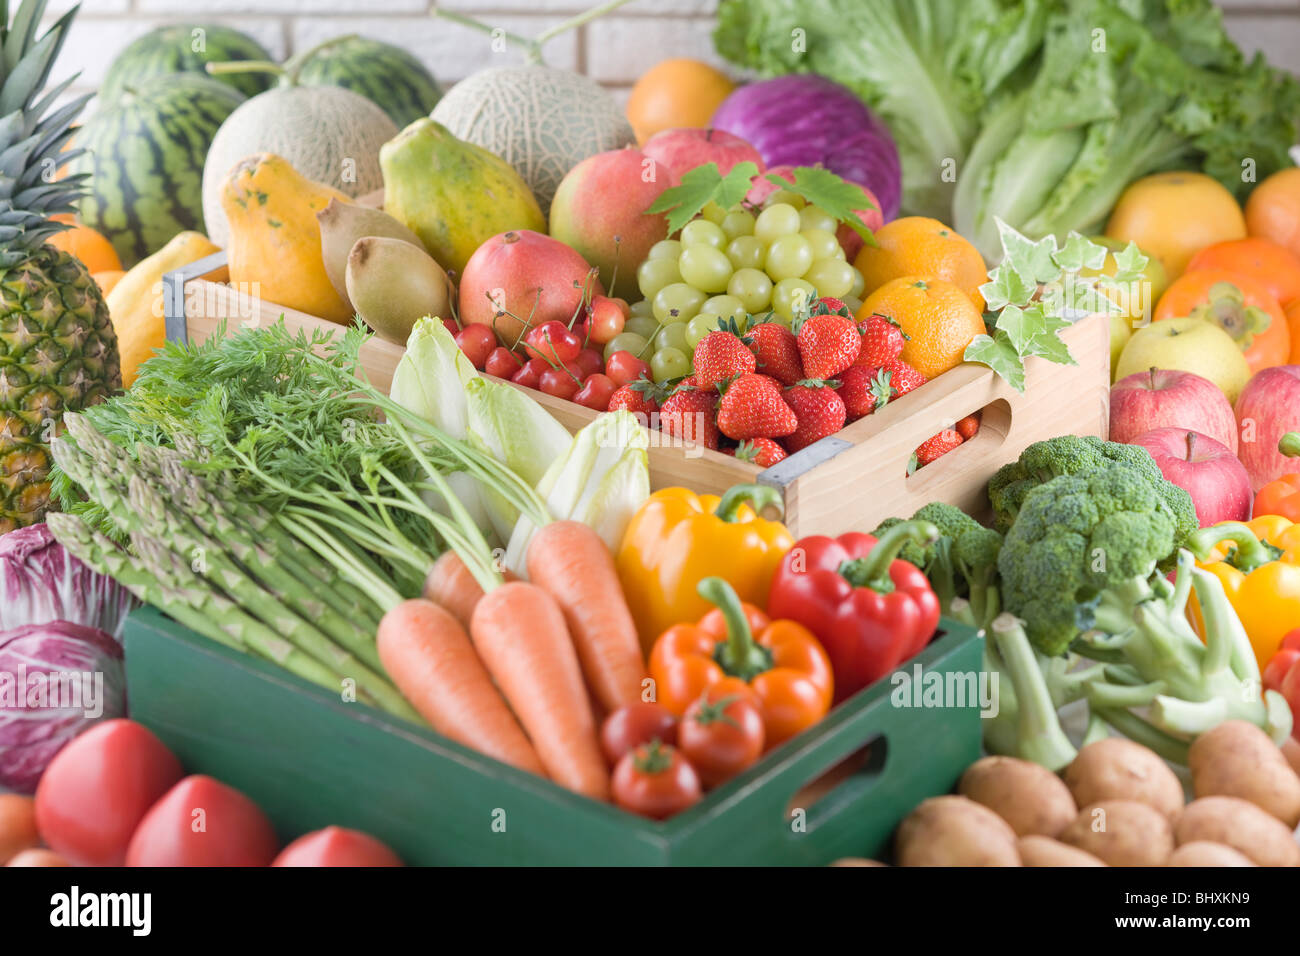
980, 263, 1037, 312
996, 218, 1059, 284
1055, 232, 1108, 273
777, 166, 879, 245
645, 161, 760, 234
964, 333, 1026, 392
1110, 240, 1149, 283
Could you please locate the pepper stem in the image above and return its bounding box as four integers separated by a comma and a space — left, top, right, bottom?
1187, 522, 1283, 574
1281, 431, 1300, 458
713, 483, 783, 523
839, 520, 939, 593
699, 577, 772, 682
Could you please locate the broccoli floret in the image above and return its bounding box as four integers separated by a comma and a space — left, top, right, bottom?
870, 515, 929, 568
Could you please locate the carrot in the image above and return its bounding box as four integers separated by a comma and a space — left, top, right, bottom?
423, 552, 515, 630
526, 521, 646, 713
377, 598, 545, 777
470, 581, 610, 801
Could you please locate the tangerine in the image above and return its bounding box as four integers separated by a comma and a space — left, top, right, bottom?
856, 275, 986, 380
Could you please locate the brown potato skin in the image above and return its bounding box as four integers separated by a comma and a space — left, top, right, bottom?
1166, 842, 1257, 867
1189, 721, 1300, 827
895, 796, 1021, 867
1059, 800, 1174, 866
1064, 738, 1184, 817
829, 858, 887, 867
1017, 835, 1106, 867
959, 756, 1078, 838
1174, 796, 1300, 867
1282, 737, 1300, 778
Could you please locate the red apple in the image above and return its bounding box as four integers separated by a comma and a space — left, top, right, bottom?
641, 127, 765, 180
1236, 365, 1300, 491
1130, 427, 1251, 528
1110, 368, 1238, 454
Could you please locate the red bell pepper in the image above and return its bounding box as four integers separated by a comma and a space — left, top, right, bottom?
1265, 629, 1300, 740
767, 521, 941, 702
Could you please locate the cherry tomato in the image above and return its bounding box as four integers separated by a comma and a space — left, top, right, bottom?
524, 320, 582, 364
455, 323, 496, 369
574, 373, 616, 411
125, 775, 278, 867
588, 296, 627, 345
511, 357, 548, 390
678, 687, 765, 789
573, 348, 604, 379
1264, 648, 1300, 693
600, 702, 678, 766
538, 363, 582, 400
272, 826, 403, 867
605, 350, 653, 388
612, 742, 702, 820
485, 346, 524, 379
34, 718, 184, 867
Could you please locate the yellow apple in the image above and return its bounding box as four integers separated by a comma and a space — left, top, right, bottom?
1115, 317, 1251, 403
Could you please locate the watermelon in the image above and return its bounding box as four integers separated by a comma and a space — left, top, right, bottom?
72, 73, 246, 266
292, 36, 443, 128
100, 24, 274, 103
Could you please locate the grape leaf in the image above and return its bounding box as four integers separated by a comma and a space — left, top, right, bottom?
644, 161, 759, 234
774, 166, 879, 246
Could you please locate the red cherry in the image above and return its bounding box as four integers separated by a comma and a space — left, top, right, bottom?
524, 320, 582, 364
539, 362, 582, 400
485, 346, 523, 379
606, 350, 652, 388
574, 348, 604, 379
442, 317, 461, 337
455, 324, 496, 370
511, 357, 548, 389
587, 296, 627, 345
574, 373, 617, 411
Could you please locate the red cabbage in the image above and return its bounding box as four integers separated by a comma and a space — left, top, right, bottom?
0, 621, 126, 793
711, 74, 902, 221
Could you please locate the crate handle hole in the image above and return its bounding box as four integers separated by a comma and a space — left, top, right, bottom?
784, 736, 888, 822
904, 397, 1012, 484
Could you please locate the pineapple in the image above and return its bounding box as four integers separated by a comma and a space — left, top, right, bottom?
0, 1, 121, 534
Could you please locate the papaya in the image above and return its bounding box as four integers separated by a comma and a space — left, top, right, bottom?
221, 153, 353, 323
380, 119, 545, 276
107, 231, 223, 387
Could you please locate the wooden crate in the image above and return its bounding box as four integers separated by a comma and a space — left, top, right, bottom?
164, 254, 1110, 535
124, 605, 984, 866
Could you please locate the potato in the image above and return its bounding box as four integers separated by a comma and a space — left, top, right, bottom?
1063, 738, 1183, 817
1059, 800, 1174, 866
829, 858, 887, 866
1282, 737, 1300, 778
895, 796, 1021, 867
5, 848, 68, 867
1190, 721, 1300, 827
1166, 842, 1257, 867
1174, 796, 1300, 867
0, 794, 39, 865
959, 756, 1077, 837
1017, 835, 1106, 867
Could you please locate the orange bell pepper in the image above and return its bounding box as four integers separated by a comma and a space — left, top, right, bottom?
1253, 432, 1300, 521
648, 577, 833, 749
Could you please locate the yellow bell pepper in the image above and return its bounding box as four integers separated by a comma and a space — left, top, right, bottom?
1189, 515, 1300, 671
616, 484, 795, 655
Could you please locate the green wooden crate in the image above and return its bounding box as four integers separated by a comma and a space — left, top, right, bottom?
124, 607, 984, 865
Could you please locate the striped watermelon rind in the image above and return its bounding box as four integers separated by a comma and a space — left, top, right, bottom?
293, 36, 443, 128
100, 24, 274, 103
72, 73, 246, 266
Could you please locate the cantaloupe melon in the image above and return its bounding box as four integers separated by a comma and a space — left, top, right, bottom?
201, 85, 397, 247
430, 66, 635, 214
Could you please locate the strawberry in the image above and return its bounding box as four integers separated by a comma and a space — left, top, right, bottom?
809, 296, 852, 317
607, 377, 664, 416
880, 358, 927, 398
856, 313, 908, 367
783, 379, 847, 452
956, 413, 981, 440
692, 327, 756, 391
796, 314, 860, 380
912, 429, 964, 471
730, 438, 787, 468
835, 365, 893, 421
716, 373, 797, 440
746, 319, 803, 385
659, 383, 720, 450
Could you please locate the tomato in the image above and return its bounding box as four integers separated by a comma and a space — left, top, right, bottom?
588, 296, 627, 344
605, 350, 652, 388
538, 363, 582, 400
0, 794, 39, 865
455, 323, 496, 370
524, 320, 582, 364
34, 718, 183, 867
574, 373, 616, 411
125, 775, 278, 867
611, 742, 702, 820
1264, 648, 1300, 693
573, 348, 604, 379
485, 346, 523, 379
1281, 664, 1300, 731
678, 687, 765, 788
272, 826, 402, 867
600, 702, 678, 766
511, 357, 547, 390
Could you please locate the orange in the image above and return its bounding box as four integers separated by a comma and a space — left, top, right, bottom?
47, 221, 121, 273
91, 270, 126, 296
1153, 268, 1290, 375
1245, 167, 1300, 262
854, 217, 988, 312
1104, 171, 1245, 282
1185, 236, 1300, 307
857, 276, 986, 379
626, 58, 735, 145
1286, 299, 1300, 363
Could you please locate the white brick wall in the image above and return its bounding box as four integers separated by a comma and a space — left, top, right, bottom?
40, 0, 1300, 109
